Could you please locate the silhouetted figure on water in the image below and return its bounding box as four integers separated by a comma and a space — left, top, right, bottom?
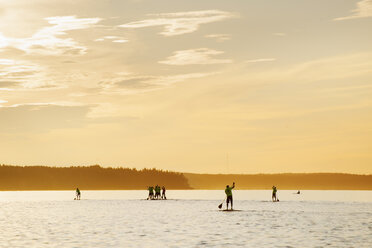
161, 186, 166, 199
296, 190, 300, 194
225, 182, 235, 210
75, 188, 81, 200
272, 186, 278, 202
147, 186, 154, 200
155, 185, 161, 199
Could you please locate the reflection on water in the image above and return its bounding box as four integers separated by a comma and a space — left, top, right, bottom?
0, 190, 371, 247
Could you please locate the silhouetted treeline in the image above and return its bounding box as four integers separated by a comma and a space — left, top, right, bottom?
185, 173, 372, 190
0, 165, 191, 190
1, 165, 370, 190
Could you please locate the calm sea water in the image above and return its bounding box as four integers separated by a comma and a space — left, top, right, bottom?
0, 190, 371, 247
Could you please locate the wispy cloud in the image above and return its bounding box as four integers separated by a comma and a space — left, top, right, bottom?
0, 16, 101, 55
205, 33, 231, 42
112, 39, 128, 43
245, 58, 276, 63
0, 59, 16, 65
159, 48, 232, 65
246, 53, 372, 84
100, 72, 213, 94
334, 0, 372, 21
0, 60, 39, 80
0, 59, 60, 89
94, 35, 128, 43
119, 10, 235, 36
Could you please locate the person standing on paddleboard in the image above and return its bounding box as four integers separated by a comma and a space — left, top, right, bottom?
76, 188, 81, 200
161, 186, 166, 200
272, 186, 277, 202
225, 182, 235, 210
148, 186, 154, 200
156, 185, 161, 199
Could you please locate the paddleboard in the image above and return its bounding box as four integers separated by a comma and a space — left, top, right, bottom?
220, 209, 242, 212
142, 198, 168, 201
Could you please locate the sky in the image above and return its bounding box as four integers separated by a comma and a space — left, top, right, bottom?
0, 0, 371, 174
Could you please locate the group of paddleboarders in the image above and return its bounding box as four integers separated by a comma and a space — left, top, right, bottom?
147, 185, 166, 200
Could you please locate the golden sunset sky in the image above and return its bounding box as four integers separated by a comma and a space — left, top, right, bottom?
0, 0, 371, 174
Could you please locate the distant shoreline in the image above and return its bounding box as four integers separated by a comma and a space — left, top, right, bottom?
1, 165, 371, 190
184, 173, 372, 190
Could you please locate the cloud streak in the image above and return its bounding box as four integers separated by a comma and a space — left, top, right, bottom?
100, 72, 213, 94
95, 35, 128, 43
245, 58, 276, 63
334, 0, 372, 21
159, 48, 232, 65
0, 59, 49, 89
119, 10, 235, 36
204, 33, 231, 42
0, 58, 66, 89
0, 16, 101, 55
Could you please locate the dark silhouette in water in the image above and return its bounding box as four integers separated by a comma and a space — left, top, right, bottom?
155, 185, 161, 199
296, 190, 300, 194
147, 185, 167, 200
147, 186, 154, 200
161, 186, 166, 199
0, 165, 191, 190
225, 182, 235, 210
272, 186, 278, 202
75, 188, 81, 200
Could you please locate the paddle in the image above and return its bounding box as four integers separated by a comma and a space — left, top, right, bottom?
218, 197, 226, 209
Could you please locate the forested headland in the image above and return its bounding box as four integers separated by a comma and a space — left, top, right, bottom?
0, 165, 191, 190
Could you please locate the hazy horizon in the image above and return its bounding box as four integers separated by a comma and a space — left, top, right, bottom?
1, 0, 371, 174
2, 163, 372, 176
1, 165, 372, 190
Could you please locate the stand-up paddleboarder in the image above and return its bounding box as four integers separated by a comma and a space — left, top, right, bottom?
147, 186, 154, 200
155, 185, 161, 199
161, 186, 166, 200
225, 182, 235, 210
76, 188, 81, 200
272, 186, 277, 202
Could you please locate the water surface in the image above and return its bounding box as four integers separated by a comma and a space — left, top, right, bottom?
0, 190, 371, 247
